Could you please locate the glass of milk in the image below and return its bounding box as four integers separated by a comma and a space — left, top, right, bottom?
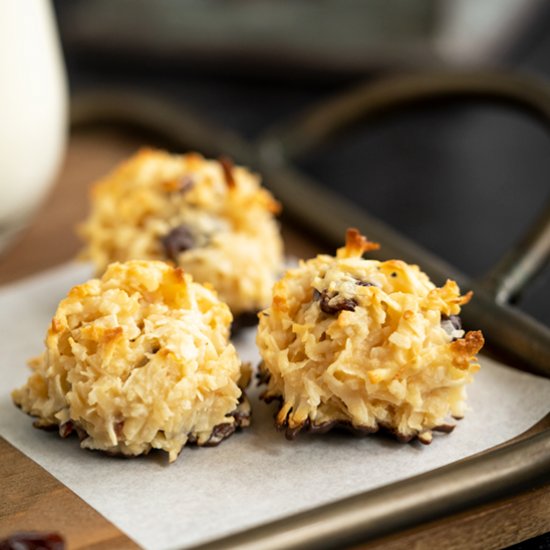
0, 1, 67, 254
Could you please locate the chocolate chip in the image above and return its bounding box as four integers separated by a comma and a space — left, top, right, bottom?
206, 423, 236, 446
322, 296, 357, 315
218, 156, 236, 188
315, 289, 357, 315
433, 423, 456, 434
0, 532, 65, 550
256, 362, 271, 386
161, 225, 194, 262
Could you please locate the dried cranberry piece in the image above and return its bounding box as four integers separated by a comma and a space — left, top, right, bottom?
0, 532, 64, 550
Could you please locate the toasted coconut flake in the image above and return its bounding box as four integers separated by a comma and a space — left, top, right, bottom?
337, 228, 380, 259
218, 155, 236, 188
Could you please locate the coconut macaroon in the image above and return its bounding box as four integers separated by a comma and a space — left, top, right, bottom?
12, 260, 250, 462
79, 149, 284, 318
257, 228, 484, 444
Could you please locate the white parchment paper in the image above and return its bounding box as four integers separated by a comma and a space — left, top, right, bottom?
0, 263, 549, 550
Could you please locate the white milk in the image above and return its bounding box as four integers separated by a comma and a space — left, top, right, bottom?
0, 0, 67, 251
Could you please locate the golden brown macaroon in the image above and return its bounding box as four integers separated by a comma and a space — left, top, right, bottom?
12, 260, 250, 462
257, 229, 484, 444
79, 149, 284, 318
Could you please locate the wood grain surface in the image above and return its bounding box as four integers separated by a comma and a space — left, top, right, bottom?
0, 129, 548, 550
0, 438, 138, 550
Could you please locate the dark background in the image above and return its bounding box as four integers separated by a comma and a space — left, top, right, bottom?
53, 2, 550, 330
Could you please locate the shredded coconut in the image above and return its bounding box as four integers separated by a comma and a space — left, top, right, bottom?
79, 149, 284, 315
12, 260, 248, 462
257, 229, 484, 443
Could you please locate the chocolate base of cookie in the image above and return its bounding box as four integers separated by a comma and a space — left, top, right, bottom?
260, 392, 456, 445
188, 391, 251, 447
29, 391, 252, 459
257, 361, 457, 444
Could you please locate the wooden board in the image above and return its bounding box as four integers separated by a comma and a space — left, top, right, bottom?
0, 438, 138, 549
